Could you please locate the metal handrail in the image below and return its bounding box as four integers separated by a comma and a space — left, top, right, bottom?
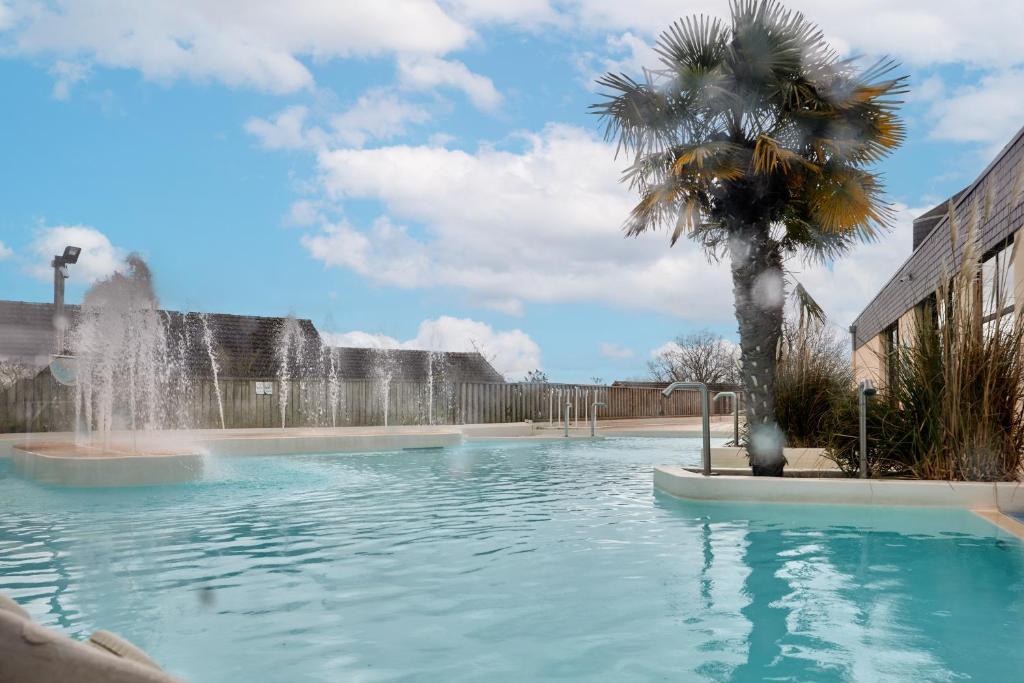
661, 381, 711, 476
712, 391, 740, 445
590, 402, 606, 437
563, 401, 573, 438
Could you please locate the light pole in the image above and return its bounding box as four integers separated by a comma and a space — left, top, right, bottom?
858, 379, 877, 479
51, 245, 81, 354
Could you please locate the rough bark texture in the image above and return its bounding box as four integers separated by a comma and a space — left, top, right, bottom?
729, 224, 786, 476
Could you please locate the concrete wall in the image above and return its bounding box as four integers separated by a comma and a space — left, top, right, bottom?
853, 333, 885, 386
898, 307, 918, 346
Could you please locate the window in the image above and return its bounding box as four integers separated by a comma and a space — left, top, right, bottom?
981, 238, 1014, 337
884, 322, 899, 388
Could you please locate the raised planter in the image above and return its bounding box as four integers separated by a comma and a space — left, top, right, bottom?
654, 465, 1024, 513
11, 445, 203, 487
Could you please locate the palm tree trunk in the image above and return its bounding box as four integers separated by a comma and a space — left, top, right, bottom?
729, 225, 786, 476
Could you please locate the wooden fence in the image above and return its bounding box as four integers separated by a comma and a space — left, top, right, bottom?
0, 374, 741, 433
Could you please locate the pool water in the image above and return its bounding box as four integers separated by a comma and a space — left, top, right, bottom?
2, 437, 1023, 681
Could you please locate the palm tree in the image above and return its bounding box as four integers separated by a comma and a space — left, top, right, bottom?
592, 0, 906, 475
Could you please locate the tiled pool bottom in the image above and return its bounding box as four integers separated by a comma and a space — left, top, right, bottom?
2, 437, 1023, 682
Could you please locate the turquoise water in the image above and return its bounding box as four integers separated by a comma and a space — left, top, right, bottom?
2, 437, 1023, 682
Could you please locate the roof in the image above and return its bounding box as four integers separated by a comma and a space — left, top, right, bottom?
611, 380, 742, 392
851, 122, 1024, 347
911, 188, 966, 250
0, 300, 67, 365
331, 347, 504, 383
0, 300, 504, 382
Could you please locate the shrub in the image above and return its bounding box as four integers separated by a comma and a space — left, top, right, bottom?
773, 322, 852, 448
825, 218, 1024, 481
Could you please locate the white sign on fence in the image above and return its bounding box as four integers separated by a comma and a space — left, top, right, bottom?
255, 381, 273, 396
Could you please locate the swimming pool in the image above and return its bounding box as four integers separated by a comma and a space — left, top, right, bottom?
2, 437, 1023, 681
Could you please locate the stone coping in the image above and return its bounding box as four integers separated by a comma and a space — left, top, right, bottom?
654, 465, 1024, 514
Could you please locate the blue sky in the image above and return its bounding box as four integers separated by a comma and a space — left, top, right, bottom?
1, 1, 1023, 381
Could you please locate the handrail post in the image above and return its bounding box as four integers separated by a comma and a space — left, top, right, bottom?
712, 391, 740, 445
591, 401, 606, 437
700, 389, 711, 476
662, 382, 711, 476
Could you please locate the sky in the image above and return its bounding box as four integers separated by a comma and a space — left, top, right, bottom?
1, 1, 1023, 382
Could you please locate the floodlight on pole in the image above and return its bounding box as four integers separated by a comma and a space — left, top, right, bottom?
51, 245, 81, 354
858, 379, 877, 479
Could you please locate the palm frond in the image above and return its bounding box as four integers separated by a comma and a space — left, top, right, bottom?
807, 166, 891, 239
624, 180, 685, 237
671, 140, 746, 180
791, 280, 826, 325
590, 73, 678, 156
654, 15, 728, 73
671, 199, 702, 245
752, 134, 818, 175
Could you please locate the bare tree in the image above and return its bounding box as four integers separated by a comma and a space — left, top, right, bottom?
522, 369, 549, 383
648, 330, 740, 385
0, 359, 37, 391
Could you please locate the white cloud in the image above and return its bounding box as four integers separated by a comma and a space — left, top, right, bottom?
478, 297, 524, 316
649, 340, 681, 358
330, 89, 432, 147
302, 123, 934, 330
445, 0, 560, 27
6, 0, 475, 94
305, 123, 735, 321
10, 0, 1024, 100
325, 315, 541, 378
49, 60, 90, 100
577, 31, 658, 88
246, 90, 431, 151
28, 225, 127, 284
599, 342, 634, 359
244, 105, 325, 150
0, 241, 13, 260
0, 3, 13, 31
301, 217, 431, 287
321, 330, 401, 349
397, 56, 502, 111
284, 199, 324, 227
927, 69, 1024, 152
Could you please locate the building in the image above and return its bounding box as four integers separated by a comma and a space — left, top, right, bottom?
0, 300, 503, 383
850, 125, 1024, 385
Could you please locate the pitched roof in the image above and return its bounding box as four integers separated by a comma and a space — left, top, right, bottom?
0, 300, 67, 364
0, 300, 504, 383
851, 122, 1024, 346
332, 347, 504, 383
